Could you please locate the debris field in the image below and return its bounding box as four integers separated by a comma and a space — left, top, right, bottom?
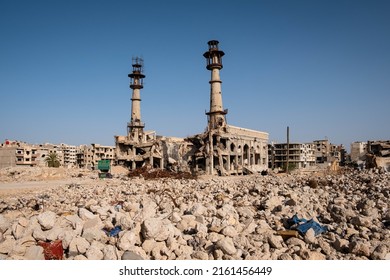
0, 167, 389, 260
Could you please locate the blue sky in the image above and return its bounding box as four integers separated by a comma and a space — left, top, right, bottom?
1, 0, 389, 151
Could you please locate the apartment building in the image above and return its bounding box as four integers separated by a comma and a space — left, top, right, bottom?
313, 139, 341, 164
60, 143, 77, 168
0, 140, 40, 168
268, 142, 316, 170
90, 144, 115, 170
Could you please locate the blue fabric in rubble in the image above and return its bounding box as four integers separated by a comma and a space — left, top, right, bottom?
104, 226, 122, 237
289, 214, 327, 236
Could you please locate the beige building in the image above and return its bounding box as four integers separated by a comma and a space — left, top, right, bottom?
269, 142, 316, 170
313, 139, 340, 164
0, 140, 116, 170
0, 140, 40, 168
90, 143, 115, 169
60, 143, 77, 168
75, 144, 115, 170
76, 145, 92, 169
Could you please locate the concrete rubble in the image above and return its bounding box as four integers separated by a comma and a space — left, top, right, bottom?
0, 167, 389, 260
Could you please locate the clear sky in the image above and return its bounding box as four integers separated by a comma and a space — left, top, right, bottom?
1, 0, 389, 151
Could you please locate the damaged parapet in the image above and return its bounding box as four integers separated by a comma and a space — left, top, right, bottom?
115, 58, 163, 170
186, 40, 269, 176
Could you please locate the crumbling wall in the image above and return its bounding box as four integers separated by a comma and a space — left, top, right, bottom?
160, 138, 195, 173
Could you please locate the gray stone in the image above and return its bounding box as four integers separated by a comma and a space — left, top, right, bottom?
370, 244, 388, 260
65, 214, 84, 235
85, 244, 103, 260
45, 227, 63, 241
78, 208, 96, 221
221, 226, 238, 237
190, 203, 207, 216
103, 245, 120, 260
171, 212, 182, 223
0, 238, 16, 254
118, 231, 138, 251
267, 234, 284, 249
24, 245, 45, 260
191, 251, 209, 260
0, 215, 10, 233
216, 237, 237, 255
285, 198, 297, 206
278, 253, 293, 260
117, 214, 133, 230
121, 251, 144, 260
57, 230, 75, 250
349, 241, 371, 257
310, 251, 327, 260
11, 223, 25, 240
286, 237, 306, 248
141, 218, 174, 241
37, 211, 57, 230
350, 216, 371, 227
333, 238, 349, 252
142, 239, 157, 254
32, 226, 47, 241
69, 237, 90, 256
82, 227, 105, 243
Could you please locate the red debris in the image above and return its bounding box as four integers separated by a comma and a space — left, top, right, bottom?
38, 240, 64, 260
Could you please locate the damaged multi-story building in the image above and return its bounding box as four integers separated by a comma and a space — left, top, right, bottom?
114, 40, 269, 175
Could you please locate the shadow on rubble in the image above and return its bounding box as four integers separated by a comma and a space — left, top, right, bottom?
127, 166, 197, 180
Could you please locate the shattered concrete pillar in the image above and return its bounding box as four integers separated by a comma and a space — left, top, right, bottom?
208, 132, 214, 175
235, 154, 239, 175
227, 153, 230, 173
149, 155, 153, 168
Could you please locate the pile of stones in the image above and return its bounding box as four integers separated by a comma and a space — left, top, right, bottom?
0, 168, 389, 260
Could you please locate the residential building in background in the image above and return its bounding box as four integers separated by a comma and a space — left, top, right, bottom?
0, 140, 115, 170
268, 142, 316, 170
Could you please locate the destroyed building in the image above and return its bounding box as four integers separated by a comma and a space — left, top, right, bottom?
366, 140, 390, 171
114, 41, 269, 175
181, 40, 269, 175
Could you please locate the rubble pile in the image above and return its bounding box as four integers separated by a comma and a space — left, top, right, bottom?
128, 166, 196, 180
0, 168, 389, 260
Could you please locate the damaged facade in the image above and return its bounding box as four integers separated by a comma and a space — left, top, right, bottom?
114, 40, 269, 175
350, 140, 390, 171
366, 140, 390, 171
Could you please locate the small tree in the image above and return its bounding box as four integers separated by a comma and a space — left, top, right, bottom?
45, 152, 60, 168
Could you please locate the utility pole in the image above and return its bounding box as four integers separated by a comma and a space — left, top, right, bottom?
286, 126, 290, 174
